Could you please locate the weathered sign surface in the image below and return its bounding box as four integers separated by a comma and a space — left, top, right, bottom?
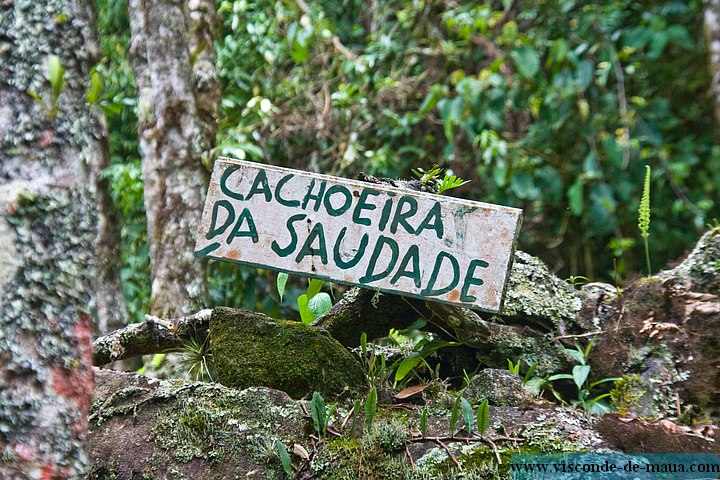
195, 157, 522, 312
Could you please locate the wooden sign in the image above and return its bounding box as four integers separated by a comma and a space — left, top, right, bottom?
195, 157, 522, 313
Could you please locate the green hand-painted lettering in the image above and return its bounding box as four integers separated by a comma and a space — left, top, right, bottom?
333, 227, 368, 269
460, 259, 488, 302
420, 251, 460, 297
302, 180, 327, 211
272, 214, 306, 257
353, 188, 380, 226
205, 199, 235, 240
220, 165, 244, 201
390, 196, 417, 234
390, 244, 421, 288
275, 174, 300, 207
323, 185, 353, 217
245, 169, 272, 202
226, 208, 259, 244
416, 201, 444, 239
360, 235, 399, 283
295, 222, 328, 264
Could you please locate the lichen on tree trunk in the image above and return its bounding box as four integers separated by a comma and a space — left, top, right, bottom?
0, 0, 125, 476
128, 0, 212, 317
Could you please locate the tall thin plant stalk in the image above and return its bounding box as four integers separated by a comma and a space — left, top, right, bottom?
638, 165, 652, 276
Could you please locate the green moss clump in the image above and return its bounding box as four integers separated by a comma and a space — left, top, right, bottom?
362, 419, 407, 453
210, 307, 366, 399
610, 374, 645, 415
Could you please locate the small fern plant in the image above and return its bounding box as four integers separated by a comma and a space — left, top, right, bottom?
638, 165, 652, 276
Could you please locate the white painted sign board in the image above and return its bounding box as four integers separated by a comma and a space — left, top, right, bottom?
195, 157, 522, 313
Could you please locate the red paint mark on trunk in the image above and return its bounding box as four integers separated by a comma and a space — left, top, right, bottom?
40, 463, 71, 480
51, 314, 94, 438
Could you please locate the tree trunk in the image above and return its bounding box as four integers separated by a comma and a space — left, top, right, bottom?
85, 5, 130, 338
128, 0, 213, 317
0, 0, 125, 476
705, 0, 720, 125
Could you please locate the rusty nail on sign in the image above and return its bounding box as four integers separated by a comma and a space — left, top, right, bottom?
195, 157, 522, 313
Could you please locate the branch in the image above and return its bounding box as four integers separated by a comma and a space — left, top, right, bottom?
93, 309, 213, 366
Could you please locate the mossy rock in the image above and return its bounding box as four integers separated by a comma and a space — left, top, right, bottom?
667, 226, 720, 295
463, 368, 534, 407
210, 307, 366, 399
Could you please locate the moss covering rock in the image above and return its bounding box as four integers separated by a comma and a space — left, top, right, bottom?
210, 307, 366, 399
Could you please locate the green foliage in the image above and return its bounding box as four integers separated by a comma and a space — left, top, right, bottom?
364, 387, 377, 433
358, 333, 394, 390
476, 399, 490, 436
276, 272, 288, 302
288, 277, 333, 324
364, 419, 406, 453
101, 161, 150, 323
460, 396, 474, 435
28, 55, 66, 117
177, 332, 216, 382
610, 374, 646, 415
393, 337, 458, 383
87, 71, 103, 105
638, 165, 652, 275
310, 391, 336, 438
507, 358, 540, 392
448, 395, 461, 438
411, 166, 470, 194
97, 0, 720, 324
214, 0, 720, 284
419, 406, 428, 438
276, 440, 293, 476
350, 398, 362, 435
548, 343, 620, 415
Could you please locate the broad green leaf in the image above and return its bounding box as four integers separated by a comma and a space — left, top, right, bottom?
477, 399, 490, 435
277, 441, 293, 476
524, 362, 539, 383
590, 377, 622, 388
565, 348, 586, 366
394, 353, 423, 381
350, 398, 361, 435
306, 278, 324, 299
576, 60, 594, 91
404, 319, 427, 331
511, 45, 540, 79
48, 55, 64, 96
360, 332, 367, 357
524, 377, 545, 396
548, 373, 574, 381
87, 71, 103, 104
419, 407, 428, 437
308, 292, 332, 319
310, 392, 326, 436
587, 397, 613, 415
277, 272, 288, 302
568, 180, 584, 216
460, 397, 474, 434
298, 294, 313, 324
365, 387, 377, 432
572, 365, 591, 389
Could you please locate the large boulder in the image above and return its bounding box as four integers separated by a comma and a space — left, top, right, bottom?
211, 307, 366, 399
